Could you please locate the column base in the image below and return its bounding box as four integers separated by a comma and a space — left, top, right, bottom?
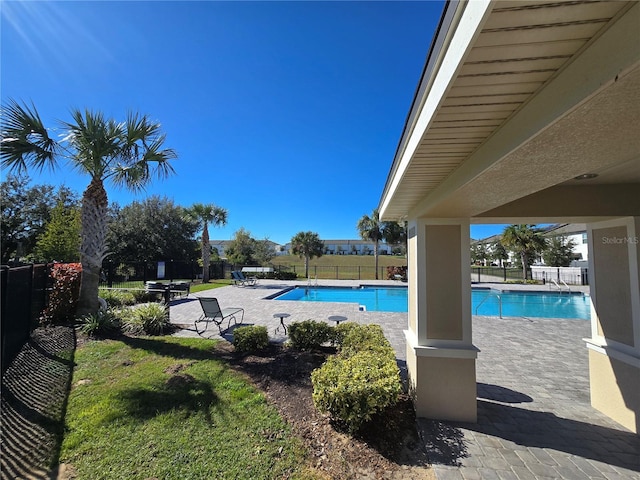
405, 330, 479, 422
587, 341, 639, 434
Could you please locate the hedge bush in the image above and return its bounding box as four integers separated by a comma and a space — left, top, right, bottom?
99, 289, 136, 307
288, 320, 333, 350
40, 263, 82, 324
311, 349, 401, 432
233, 326, 269, 353
311, 323, 401, 432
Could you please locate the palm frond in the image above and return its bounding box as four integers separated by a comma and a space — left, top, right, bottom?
0, 99, 59, 172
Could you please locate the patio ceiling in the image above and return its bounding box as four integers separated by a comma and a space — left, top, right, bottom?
379, 0, 640, 223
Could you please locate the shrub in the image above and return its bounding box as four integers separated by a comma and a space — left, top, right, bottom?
340, 324, 395, 358
288, 320, 333, 350
274, 271, 297, 280
331, 322, 359, 347
99, 289, 136, 307
123, 302, 170, 335
40, 263, 82, 324
131, 289, 159, 304
386, 265, 407, 281
311, 350, 401, 432
233, 326, 269, 353
79, 309, 121, 337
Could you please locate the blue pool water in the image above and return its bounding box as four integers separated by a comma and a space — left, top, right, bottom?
273, 286, 591, 319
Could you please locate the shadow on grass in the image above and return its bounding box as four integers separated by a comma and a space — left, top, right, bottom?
119, 335, 218, 361
117, 376, 221, 425
0, 326, 75, 480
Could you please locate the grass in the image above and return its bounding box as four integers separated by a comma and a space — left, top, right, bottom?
60, 336, 309, 480
273, 254, 407, 269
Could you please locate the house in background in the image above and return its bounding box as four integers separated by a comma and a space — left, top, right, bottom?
280, 240, 396, 256
378, 0, 639, 433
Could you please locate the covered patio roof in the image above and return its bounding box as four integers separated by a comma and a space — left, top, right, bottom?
379, 0, 640, 224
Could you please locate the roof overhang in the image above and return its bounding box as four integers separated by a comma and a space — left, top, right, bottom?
379, 0, 640, 224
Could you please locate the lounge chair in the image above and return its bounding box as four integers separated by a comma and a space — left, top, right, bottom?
195, 297, 244, 335
231, 270, 257, 287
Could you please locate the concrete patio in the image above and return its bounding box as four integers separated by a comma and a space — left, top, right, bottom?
169, 280, 639, 479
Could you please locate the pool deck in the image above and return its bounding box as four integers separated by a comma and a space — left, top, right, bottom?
169, 280, 639, 479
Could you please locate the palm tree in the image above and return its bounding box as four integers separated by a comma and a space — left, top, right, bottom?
357, 209, 384, 279
290, 231, 324, 278
500, 224, 547, 280
186, 203, 227, 283
1, 99, 176, 315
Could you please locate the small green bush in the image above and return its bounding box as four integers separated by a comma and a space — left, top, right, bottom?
331, 322, 358, 346
99, 289, 136, 307
132, 289, 159, 303
80, 309, 121, 337
233, 326, 269, 353
311, 350, 401, 432
340, 324, 395, 358
288, 320, 334, 350
123, 302, 170, 336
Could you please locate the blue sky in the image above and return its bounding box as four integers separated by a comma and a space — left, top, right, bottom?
2, 0, 506, 244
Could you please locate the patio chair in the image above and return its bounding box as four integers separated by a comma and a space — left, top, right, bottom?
195, 297, 244, 335
238, 270, 258, 286
231, 270, 257, 287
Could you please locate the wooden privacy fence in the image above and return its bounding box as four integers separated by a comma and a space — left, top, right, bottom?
1, 263, 50, 373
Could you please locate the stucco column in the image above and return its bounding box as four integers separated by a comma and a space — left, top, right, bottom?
586, 217, 640, 434
405, 218, 478, 422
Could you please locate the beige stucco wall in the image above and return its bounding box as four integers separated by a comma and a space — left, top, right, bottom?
425, 224, 463, 340
589, 348, 639, 434
406, 342, 477, 422
591, 225, 634, 345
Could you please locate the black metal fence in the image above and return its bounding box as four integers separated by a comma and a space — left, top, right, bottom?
100, 260, 207, 288
274, 264, 389, 280
1, 263, 50, 373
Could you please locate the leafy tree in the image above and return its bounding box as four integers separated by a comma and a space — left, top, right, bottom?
291, 231, 324, 278
1, 100, 176, 315
34, 201, 81, 262
253, 239, 276, 266
382, 221, 407, 255
185, 203, 227, 283
107, 196, 198, 264
357, 209, 384, 279
225, 228, 256, 267
489, 240, 509, 267
471, 242, 489, 265
543, 235, 577, 267
0, 174, 78, 263
500, 224, 547, 280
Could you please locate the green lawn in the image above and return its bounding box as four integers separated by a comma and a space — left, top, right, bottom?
60, 337, 310, 480
272, 254, 407, 268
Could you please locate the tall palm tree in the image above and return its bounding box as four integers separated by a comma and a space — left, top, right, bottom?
186, 203, 227, 283
290, 231, 324, 278
500, 224, 547, 280
357, 209, 384, 279
1, 99, 176, 315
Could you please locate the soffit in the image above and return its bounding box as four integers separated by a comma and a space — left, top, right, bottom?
380, 0, 636, 221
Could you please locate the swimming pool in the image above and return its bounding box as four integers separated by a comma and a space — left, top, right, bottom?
273, 286, 591, 319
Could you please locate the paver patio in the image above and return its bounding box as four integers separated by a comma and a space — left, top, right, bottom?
169, 280, 640, 479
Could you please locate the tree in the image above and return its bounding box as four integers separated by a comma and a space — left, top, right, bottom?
225, 228, 256, 267
107, 196, 198, 264
1, 100, 176, 315
186, 203, 227, 283
543, 235, 577, 267
382, 221, 407, 255
33, 201, 81, 262
0, 174, 78, 263
500, 224, 547, 280
290, 231, 324, 278
253, 239, 275, 266
489, 240, 509, 267
471, 242, 489, 265
357, 209, 384, 279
